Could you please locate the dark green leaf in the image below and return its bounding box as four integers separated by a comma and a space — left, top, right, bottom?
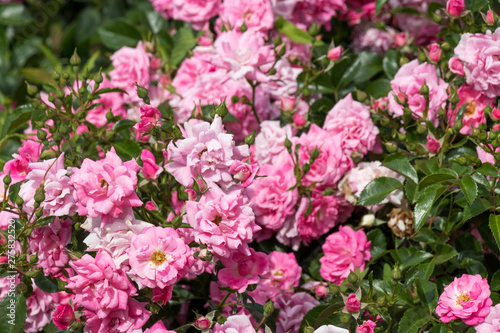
433, 244, 458, 265
382, 49, 399, 79
275, 16, 312, 44
391, 247, 433, 271
382, 153, 418, 183
491, 269, 500, 291
33, 216, 55, 227
338, 52, 383, 88
112, 119, 136, 132
367, 229, 386, 260
459, 174, 477, 206
113, 139, 141, 160
0, 292, 27, 333
418, 169, 457, 190
462, 198, 492, 222
2, 105, 33, 137
34, 275, 59, 293
414, 184, 447, 231
462, 258, 488, 278
171, 27, 198, 66
398, 307, 430, 333
97, 19, 142, 50
309, 258, 322, 281
356, 177, 403, 206
375, 0, 389, 13
415, 279, 437, 313
404, 179, 418, 204
465, 0, 489, 12
477, 162, 500, 177
490, 214, 500, 252
428, 324, 448, 333
93, 88, 128, 96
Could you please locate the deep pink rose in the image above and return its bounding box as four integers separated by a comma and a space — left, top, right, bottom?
345, 293, 361, 313
52, 304, 75, 330
426, 136, 440, 153
446, 0, 464, 17
141, 149, 163, 180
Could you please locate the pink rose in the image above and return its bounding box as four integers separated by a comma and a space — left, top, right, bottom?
275, 291, 320, 333
436, 274, 492, 325
218, 0, 274, 33
109, 41, 150, 103
475, 304, 500, 332
3, 140, 42, 183
294, 112, 306, 127
486, 11, 495, 25
454, 28, 500, 98
448, 57, 464, 76
141, 149, 163, 180
394, 32, 407, 48
212, 314, 255, 333
229, 160, 259, 187
280, 96, 296, 112
134, 104, 162, 138
446, 0, 464, 17
70, 147, 142, 225
328, 46, 343, 61
426, 136, 440, 153
320, 226, 371, 285
428, 43, 441, 62
345, 293, 361, 313
144, 320, 176, 333
323, 93, 379, 158
196, 317, 211, 330
387, 60, 448, 126
52, 305, 75, 330
357, 320, 376, 333
218, 248, 268, 293
254, 121, 293, 165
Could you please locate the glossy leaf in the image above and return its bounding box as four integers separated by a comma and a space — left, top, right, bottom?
356, 177, 403, 206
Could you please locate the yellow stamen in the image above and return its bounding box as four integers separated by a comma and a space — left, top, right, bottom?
150, 250, 167, 266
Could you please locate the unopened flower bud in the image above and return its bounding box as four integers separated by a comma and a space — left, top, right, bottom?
361, 214, 376, 227
327, 46, 343, 61
26, 82, 38, 96
245, 132, 255, 145
263, 300, 275, 317
196, 317, 211, 330
70, 48, 81, 66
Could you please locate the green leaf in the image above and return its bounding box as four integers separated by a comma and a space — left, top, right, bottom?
171, 27, 198, 66
33, 216, 55, 227
415, 279, 437, 313
34, 275, 59, 293
309, 258, 322, 281
428, 324, 448, 333
491, 269, 500, 291
462, 258, 488, 278
462, 198, 492, 222
489, 214, 500, 252
146, 10, 166, 35
477, 162, 500, 177
275, 16, 312, 44
0, 292, 27, 333
2, 105, 33, 137
418, 169, 457, 190
459, 174, 477, 206
382, 49, 399, 79
404, 178, 418, 204
21, 68, 56, 85
399, 307, 430, 333
375, 0, 389, 13
356, 177, 403, 206
113, 139, 141, 160
0, 3, 31, 26
465, 0, 489, 12
382, 153, 418, 184
433, 244, 458, 265
391, 247, 433, 271
97, 19, 142, 50
414, 184, 447, 231
93, 87, 128, 96
338, 52, 383, 88
112, 119, 136, 132
367, 229, 386, 261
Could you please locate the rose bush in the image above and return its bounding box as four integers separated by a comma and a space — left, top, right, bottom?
3, 0, 500, 332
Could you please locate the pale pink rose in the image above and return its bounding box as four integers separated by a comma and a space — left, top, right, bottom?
25, 285, 71, 333
166, 116, 249, 187
128, 226, 190, 289
475, 304, 500, 332
83, 298, 151, 333
426, 136, 440, 153
52, 304, 75, 330
261, 59, 302, 98
144, 320, 176, 333
19, 153, 77, 217
281, 96, 296, 111
28, 218, 71, 277
477, 146, 496, 165
141, 149, 163, 180
448, 57, 464, 76
328, 46, 343, 60
171, 55, 216, 98
218, 0, 274, 32
249, 251, 301, 304
212, 314, 255, 333
246, 156, 298, 231
66, 250, 138, 318
209, 30, 274, 81
428, 43, 441, 62
185, 185, 259, 258
109, 41, 150, 103
254, 121, 293, 165
446, 0, 464, 17
82, 208, 153, 268
455, 28, 500, 98
357, 320, 376, 333
294, 124, 353, 189
342, 161, 405, 211
436, 274, 492, 325
387, 60, 448, 126
323, 93, 379, 158
3, 140, 42, 183
314, 325, 349, 333
275, 291, 320, 333
171, 0, 219, 30
447, 84, 494, 135
229, 160, 259, 187
70, 147, 142, 225
149, 0, 173, 19
351, 26, 395, 55
320, 226, 371, 285
345, 293, 361, 313
218, 248, 268, 292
